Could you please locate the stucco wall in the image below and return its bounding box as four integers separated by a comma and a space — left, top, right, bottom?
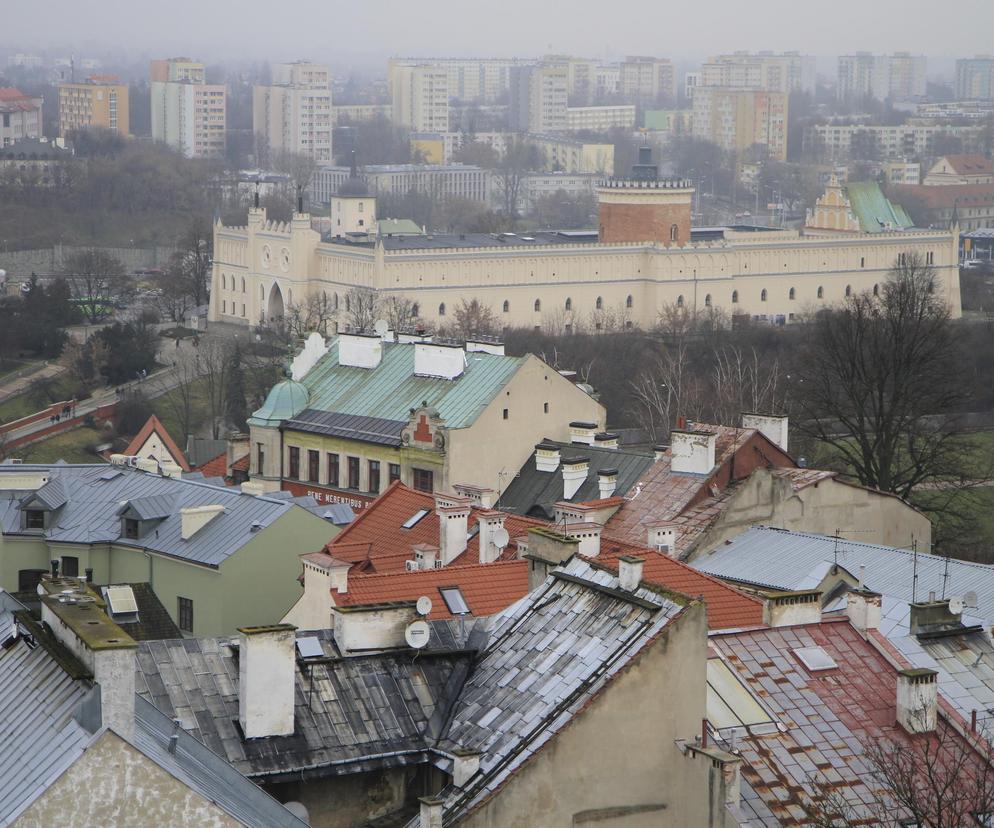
266, 767, 409, 828
459, 601, 711, 828
15, 731, 242, 828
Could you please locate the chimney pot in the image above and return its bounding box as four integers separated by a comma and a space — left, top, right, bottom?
569, 421, 598, 445
419, 797, 444, 828
414, 341, 465, 380
618, 555, 644, 591
436, 496, 472, 565
597, 468, 619, 499
896, 668, 938, 733
452, 750, 481, 787
50, 559, 59, 578
477, 511, 506, 564
338, 331, 383, 367
653, 444, 667, 461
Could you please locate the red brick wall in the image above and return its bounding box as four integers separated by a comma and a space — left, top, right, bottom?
598, 201, 692, 246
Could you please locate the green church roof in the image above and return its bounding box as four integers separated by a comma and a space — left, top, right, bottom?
846, 181, 914, 233
248, 378, 310, 427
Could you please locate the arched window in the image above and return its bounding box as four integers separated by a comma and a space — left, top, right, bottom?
761, 289, 768, 302
670, 224, 679, 242
411, 303, 419, 317
873, 283, 880, 296
788, 287, 796, 300
731, 290, 739, 304
817, 286, 824, 299
332, 292, 339, 310
595, 296, 603, 310
676, 295, 684, 308
502, 300, 510, 313
845, 285, 852, 297
534, 299, 541, 312
565, 297, 572, 311
260, 285, 265, 303
241, 277, 246, 293
625, 295, 633, 309
704, 294, 712, 307
438, 302, 446, 316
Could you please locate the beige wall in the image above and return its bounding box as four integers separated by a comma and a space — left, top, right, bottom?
460, 601, 711, 827
16, 731, 241, 828
688, 469, 932, 560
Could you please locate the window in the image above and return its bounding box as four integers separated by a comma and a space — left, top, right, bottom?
596, 296, 603, 310
402, 508, 431, 529
439, 586, 470, 615
845, 284, 852, 297
676, 295, 684, 307
24, 510, 45, 530
705, 294, 712, 307
502, 300, 509, 313
18, 569, 46, 592
368, 460, 380, 493
241, 277, 246, 292
502, 408, 509, 420
760, 289, 768, 302
670, 223, 679, 241
626, 295, 633, 309
288, 446, 300, 479
124, 518, 140, 539
860, 256, 865, 268
543, 402, 549, 414
256, 443, 265, 474
328, 453, 340, 486
178, 597, 194, 633
565, 297, 572, 311
438, 302, 446, 316
347, 456, 360, 489
788, 287, 796, 300
413, 467, 434, 493
534, 299, 541, 312
308, 450, 320, 482
62, 556, 79, 577
873, 283, 880, 296
817, 286, 824, 299
389, 463, 401, 483
731, 290, 738, 303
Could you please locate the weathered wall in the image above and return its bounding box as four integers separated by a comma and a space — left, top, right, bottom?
0, 245, 175, 280
266, 767, 409, 828
15, 730, 242, 828
460, 601, 712, 828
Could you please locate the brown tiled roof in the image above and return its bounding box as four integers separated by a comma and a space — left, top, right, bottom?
940, 154, 994, 175
197, 451, 228, 479
231, 455, 249, 472
892, 182, 994, 209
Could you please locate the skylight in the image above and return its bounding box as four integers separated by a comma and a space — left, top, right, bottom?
439, 586, 470, 615
706, 658, 776, 731
296, 636, 323, 659
793, 646, 838, 672
402, 508, 431, 529
104, 585, 138, 616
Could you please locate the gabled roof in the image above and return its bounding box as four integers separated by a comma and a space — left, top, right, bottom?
938, 154, 994, 175
300, 339, 525, 430
124, 415, 191, 471
845, 180, 914, 231
196, 451, 229, 479
891, 181, 994, 209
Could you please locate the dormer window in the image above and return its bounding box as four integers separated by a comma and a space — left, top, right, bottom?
124, 518, 140, 539
24, 509, 45, 530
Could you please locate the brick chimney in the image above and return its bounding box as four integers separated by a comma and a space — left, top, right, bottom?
535, 441, 561, 472
670, 430, 716, 475
524, 527, 579, 590
763, 590, 822, 628
437, 497, 471, 564
896, 669, 938, 734
238, 624, 296, 738
618, 556, 644, 591
562, 457, 590, 500
846, 589, 882, 634
477, 510, 507, 564
597, 468, 619, 498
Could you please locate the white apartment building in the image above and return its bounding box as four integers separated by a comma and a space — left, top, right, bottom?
701, 52, 816, 94
837, 53, 926, 102
253, 62, 332, 162
692, 87, 788, 161
565, 105, 636, 132
0, 88, 43, 146
150, 58, 226, 159
684, 72, 702, 100
956, 57, 994, 100
389, 57, 525, 103
510, 65, 568, 133
618, 56, 676, 102
513, 172, 599, 212
309, 163, 491, 206
390, 64, 449, 132
806, 123, 987, 161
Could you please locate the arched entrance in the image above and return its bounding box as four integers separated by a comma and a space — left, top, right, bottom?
267, 283, 285, 325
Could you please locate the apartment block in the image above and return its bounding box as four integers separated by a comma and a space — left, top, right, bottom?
509, 64, 568, 133
692, 87, 788, 160
310, 163, 491, 206
805, 123, 987, 161
390, 64, 449, 132
0, 87, 43, 146
150, 58, 226, 159
57, 75, 129, 138
618, 56, 677, 103
253, 61, 332, 162
837, 52, 926, 102
956, 56, 994, 100
389, 57, 525, 103
701, 51, 816, 94
565, 104, 636, 132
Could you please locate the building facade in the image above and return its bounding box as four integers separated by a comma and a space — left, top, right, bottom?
310, 163, 491, 206
956, 56, 994, 100
805, 122, 987, 162
253, 62, 332, 162
57, 76, 129, 138
837, 53, 926, 102
509, 64, 568, 133
701, 51, 816, 94
564, 104, 636, 132
618, 56, 677, 102
692, 87, 788, 161
0, 87, 43, 146
150, 58, 226, 159
390, 64, 449, 132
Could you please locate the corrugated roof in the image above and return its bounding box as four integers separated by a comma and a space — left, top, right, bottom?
284, 409, 406, 447
301, 341, 525, 430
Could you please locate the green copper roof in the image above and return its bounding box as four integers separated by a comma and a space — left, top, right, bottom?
378, 218, 423, 235
299, 340, 525, 430
846, 181, 914, 233
248, 378, 310, 426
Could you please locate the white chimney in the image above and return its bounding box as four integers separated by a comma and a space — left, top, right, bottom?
332, 602, 419, 654
535, 442, 561, 473
419, 798, 444, 828
452, 750, 481, 787
415, 342, 465, 379
569, 421, 598, 445
647, 522, 678, 555
465, 338, 505, 356
618, 555, 644, 591
653, 444, 667, 462
338, 331, 383, 369
453, 483, 497, 509
286, 553, 349, 630
741, 413, 789, 453
291, 331, 330, 380
241, 480, 266, 496
411, 542, 439, 570
896, 669, 938, 734
180, 505, 225, 540
846, 589, 882, 634
597, 468, 618, 498
238, 624, 296, 738
594, 432, 619, 449
160, 461, 183, 478
437, 498, 471, 564
477, 510, 506, 564
670, 431, 717, 475
566, 523, 602, 557
562, 457, 590, 500
763, 591, 822, 628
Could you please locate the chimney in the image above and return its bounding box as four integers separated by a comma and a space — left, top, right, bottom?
452, 750, 481, 787
653, 444, 667, 461
670, 430, 717, 475
594, 432, 619, 449
846, 589, 882, 634
909, 599, 964, 635
569, 421, 598, 445
436, 496, 471, 564
414, 341, 465, 380
477, 510, 506, 564
763, 590, 822, 628
647, 522, 678, 555
535, 441, 561, 473
465, 337, 505, 356
562, 457, 590, 500
180, 505, 225, 540
741, 413, 789, 453
618, 555, 644, 591
419, 798, 444, 828
524, 527, 579, 590
338, 331, 383, 369
241, 480, 266, 496
293, 552, 350, 630
411, 542, 439, 570
238, 624, 296, 738
597, 468, 618, 498
896, 668, 938, 734
332, 602, 420, 655
453, 483, 497, 509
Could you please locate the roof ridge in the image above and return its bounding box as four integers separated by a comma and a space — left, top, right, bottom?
328, 479, 425, 544
349, 559, 526, 582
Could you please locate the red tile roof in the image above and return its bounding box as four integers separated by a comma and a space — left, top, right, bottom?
197, 452, 229, 479
940, 153, 994, 175
231, 455, 249, 472
892, 182, 994, 208
123, 415, 191, 471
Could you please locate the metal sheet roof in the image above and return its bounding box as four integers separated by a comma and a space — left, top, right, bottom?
300, 341, 524, 430
284, 409, 406, 447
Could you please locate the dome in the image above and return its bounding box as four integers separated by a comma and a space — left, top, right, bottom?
337, 176, 370, 197
248, 378, 309, 427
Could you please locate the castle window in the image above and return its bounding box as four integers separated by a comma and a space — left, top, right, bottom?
596, 296, 603, 310
731, 290, 739, 303
626, 295, 633, 309
411, 303, 419, 317
565, 297, 572, 311
670, 224, 679, 241
789, 287, 796, 300
705, 294, 712, 306
845, 285, 852, 297
873, 283, 879, 296
241, 277, 245, 292
676, 295, 684, 308
817, 286, 824, 299
503, 300, 510, 313
438, 302, 446, 316
761, 289, 768, 302
534, 299, 541, 312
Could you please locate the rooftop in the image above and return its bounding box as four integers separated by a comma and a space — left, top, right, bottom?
936, 153, 994, 175
123, 415, 191, 471
845, 180, 914, 232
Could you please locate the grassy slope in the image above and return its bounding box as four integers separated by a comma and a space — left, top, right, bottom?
15, 427, 106, 464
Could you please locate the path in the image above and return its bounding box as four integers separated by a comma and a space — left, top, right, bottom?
0, 362, 64, 403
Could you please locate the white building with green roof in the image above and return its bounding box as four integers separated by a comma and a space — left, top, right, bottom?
806, 176, 914, 235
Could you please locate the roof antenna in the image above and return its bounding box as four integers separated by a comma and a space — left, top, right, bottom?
941, 552, 951, 600
911, 538, 919, 604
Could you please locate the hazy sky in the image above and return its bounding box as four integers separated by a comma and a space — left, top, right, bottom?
6, 0, 992, 71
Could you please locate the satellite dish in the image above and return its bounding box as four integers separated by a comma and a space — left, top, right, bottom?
965, 590, 979, 608
416, 595, 433, 616
373, 319, 389, 336
948, 596, 965, 616
492, 527, 510, 550
405, 620, 430, 649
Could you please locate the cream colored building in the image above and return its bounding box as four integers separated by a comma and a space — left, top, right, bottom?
58, 76, 129, 138
390, 64, 449, 132
565, 104, 636, 132
509, 64, 568, 133
150, 58, 226, 159
701, 51, 816, 94
253, 62, 332, 162
692, 87, 788, 161
618, 56, 677, 102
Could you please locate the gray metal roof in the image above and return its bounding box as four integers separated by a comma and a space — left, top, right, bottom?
694, 526, 994, 623
186, 437, 228, 468
0, 464, 309, 568
284, 409, 406, 447
123, 494, 176, 521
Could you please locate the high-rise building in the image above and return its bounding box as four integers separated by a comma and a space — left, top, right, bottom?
0, 87, 44, 146
956, 56, 994, 100
150, 58, 226, 159
837, 53, 925, 102
618, 56, 676, 103
253, 62, 332, 162
509, 64, 568, 133
701, 52, 816, 94
390, 64, 449, 132
57, 75, 129, 138
692, 87, 788, 161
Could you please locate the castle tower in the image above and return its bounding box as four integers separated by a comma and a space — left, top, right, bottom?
597, 145, 694, 247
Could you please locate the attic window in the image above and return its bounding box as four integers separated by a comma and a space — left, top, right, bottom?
402, 508, 431, 529
439, 586, 470, 615
105, 585, 139, 616
24, 510, 45, 530
296, 636, 323, 659
123, 518, 140, 539
793, 646, 838, 671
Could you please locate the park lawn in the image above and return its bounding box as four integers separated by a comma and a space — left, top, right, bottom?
16, 427, 107, 465
0, 360, 29, 380
150, 376, 214, 441
913, 485, 994, 564
0, 375, 80, 424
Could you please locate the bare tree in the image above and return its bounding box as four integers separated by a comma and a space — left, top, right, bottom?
61, 249, 128, 323
494, 137, 540, 219
273, 150, 317, 210
710, 345, 785, 426
630, 337, 706, 438
380, 296, 420, 331
168, 219, 213, 308
285, 293, 336, 339
152, 351, 201, 441
342, 286, 379, 332
446, 298, 499, 339
196, 339, 232, 440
